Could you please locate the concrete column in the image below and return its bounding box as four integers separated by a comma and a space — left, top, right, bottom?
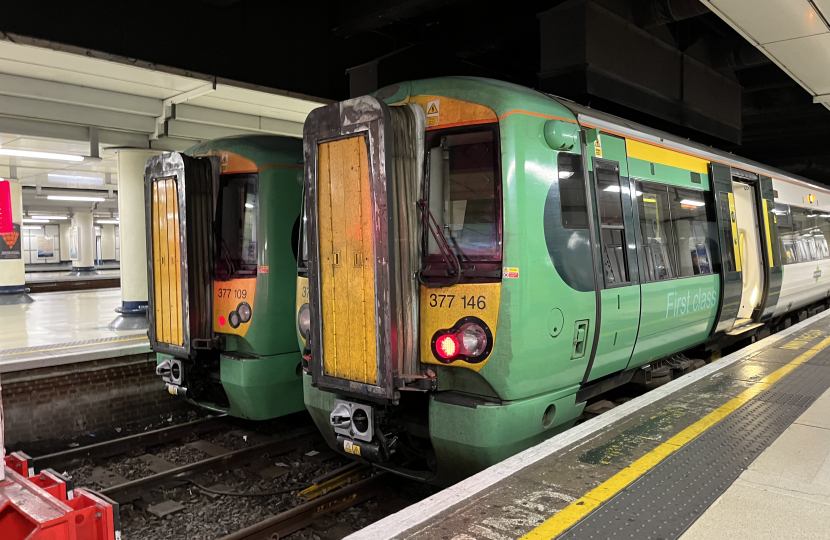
0, 180, 32, 304
101, 224, 116, 261
109, 149, 162, 331
69, 211, 97, 276
59, 223, 71, 261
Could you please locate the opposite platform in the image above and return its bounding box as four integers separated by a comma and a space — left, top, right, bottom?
348, 309, 830, 540
0, 289, 149, 372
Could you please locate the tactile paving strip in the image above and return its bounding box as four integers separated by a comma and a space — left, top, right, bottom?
0, 333, 147, 355
561, 350, 830, 540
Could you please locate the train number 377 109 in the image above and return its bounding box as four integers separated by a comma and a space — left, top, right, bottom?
428, 294, 486, 309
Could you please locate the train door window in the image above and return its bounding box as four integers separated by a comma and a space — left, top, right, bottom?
668, 186, 717, 277
774, 204, 797, 264
215, 173, 258, 280
635, 180, 677, 282
425, 124, 501, 262
558, 153, 588, 229
718, 192, 737, 272
594, 160, 629, 286
816, 212, 830, 259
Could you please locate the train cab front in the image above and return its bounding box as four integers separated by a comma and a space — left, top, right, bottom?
301, 84, 510, 483
145, 137, 305, 420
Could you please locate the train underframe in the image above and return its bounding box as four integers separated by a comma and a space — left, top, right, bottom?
304, 294, 830, 486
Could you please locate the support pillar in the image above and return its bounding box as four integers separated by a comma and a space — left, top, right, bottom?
101, 224, 116, 261
109, 149, 162, 331
59, 222, 71, 261
0, 180, 32, 305
68, 211, 98, 276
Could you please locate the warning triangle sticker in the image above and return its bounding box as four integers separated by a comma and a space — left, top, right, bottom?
427, 103, 438, 115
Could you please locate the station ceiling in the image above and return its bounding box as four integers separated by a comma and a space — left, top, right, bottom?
1, 0, 829, 184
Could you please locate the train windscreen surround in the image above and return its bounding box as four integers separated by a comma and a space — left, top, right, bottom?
425, 125, 501, 263
215, 173, 258, 280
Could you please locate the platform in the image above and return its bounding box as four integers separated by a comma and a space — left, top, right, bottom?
349, 310, 830, 540
0, 289, 150, 373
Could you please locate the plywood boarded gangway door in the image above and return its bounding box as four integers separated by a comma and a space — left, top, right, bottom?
151, 176, 184, 346
317, 137, 378, 385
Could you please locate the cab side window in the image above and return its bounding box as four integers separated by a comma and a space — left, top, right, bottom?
595, 161, 630, 286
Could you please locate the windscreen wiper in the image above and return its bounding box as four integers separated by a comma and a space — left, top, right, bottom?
417, 199, 463, 288
214, 222, 236, 279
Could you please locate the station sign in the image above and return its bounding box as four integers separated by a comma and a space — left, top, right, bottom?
0, 180, 12, 234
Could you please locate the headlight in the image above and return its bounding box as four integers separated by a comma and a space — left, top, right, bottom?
298, 303, 311, 339
237, 302, 252, 323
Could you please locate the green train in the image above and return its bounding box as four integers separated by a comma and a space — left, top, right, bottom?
145, 135, 306, 420
299, 77, 830, 484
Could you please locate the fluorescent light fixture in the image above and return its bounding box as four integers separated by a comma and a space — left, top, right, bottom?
22, 225, 42, 230
47, 195, 105, 202
245, 202, 255, 209
22, 218, 50, 223
31, 215, 68, 220
0, 149, 84, 162
48, 174, 104, 184
97, 220, 119, 224
680, 199, 705, 207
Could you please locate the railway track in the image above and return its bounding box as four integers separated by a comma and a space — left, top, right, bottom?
26, 414, 403, 539
219, 473, 387, 540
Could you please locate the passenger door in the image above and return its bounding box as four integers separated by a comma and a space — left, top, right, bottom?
710, 162, 742, 335
584, 134, 641, 382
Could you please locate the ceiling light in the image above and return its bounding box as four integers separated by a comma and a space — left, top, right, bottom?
47, 195, 105, 202
245, 203, 255, 208
97, 220, 119, 224
30, 215, 68, 220
48, 174, 104, 184
23, 218, 50, 223
23, 225, 43, 230
680, 199, 705, 207
0, 149, 84, 162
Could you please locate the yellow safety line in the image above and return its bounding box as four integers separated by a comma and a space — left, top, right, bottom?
0, 336, 148, 357
521, 335, 830, 540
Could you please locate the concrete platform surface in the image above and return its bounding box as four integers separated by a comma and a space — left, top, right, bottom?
347, 310, 830, 540
680, 386, 830, 540
0, 289, 149, 372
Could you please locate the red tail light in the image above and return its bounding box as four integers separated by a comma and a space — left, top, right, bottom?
436, 334, 458, 359
431, 317, 493, 364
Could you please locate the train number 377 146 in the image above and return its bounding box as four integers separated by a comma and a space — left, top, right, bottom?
429, 294, 486, 309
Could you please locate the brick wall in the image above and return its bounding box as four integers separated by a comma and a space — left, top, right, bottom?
1, 354, 189, 445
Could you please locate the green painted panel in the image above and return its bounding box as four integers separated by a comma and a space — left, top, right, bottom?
628, 274, 720, 367
588, 286, 641, 381
596, 134, 629, 177
220, 352, 305, 420
629, 157, 710, 191
475, 112, 596, 401
429, 386, 583, 483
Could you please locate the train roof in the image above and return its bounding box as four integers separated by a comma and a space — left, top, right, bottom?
552, 95, 830, 197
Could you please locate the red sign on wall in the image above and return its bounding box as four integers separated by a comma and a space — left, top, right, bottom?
0, 181, 12, 234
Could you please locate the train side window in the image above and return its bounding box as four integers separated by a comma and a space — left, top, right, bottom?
635, 181, 677, 282
774, 204, 797, 264
668, 186, 717, 277
791, 206, 817, 261
594, 161, 629, 286
558, 153, 588, 229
